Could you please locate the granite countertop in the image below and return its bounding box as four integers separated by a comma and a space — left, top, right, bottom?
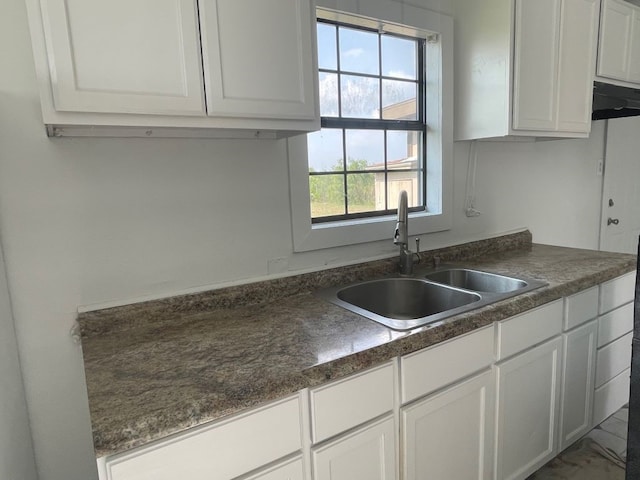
77, 232, 637, 458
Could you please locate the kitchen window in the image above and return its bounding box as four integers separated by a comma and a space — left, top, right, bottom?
288, 3, 453, 252
309, 20, 426, 223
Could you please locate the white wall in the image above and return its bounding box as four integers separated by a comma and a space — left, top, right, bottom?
0, 236, 37, 480
1, 0, 604, 479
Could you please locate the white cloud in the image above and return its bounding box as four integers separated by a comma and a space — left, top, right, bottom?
387, 70, 412, 80
343, 48, 364, 58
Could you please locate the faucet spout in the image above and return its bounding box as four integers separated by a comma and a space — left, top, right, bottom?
394, 190, 408, 246
393, 190, 420, 275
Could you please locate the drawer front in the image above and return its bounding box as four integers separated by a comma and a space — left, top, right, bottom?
595, 332, 633, 388
496, 300, 563, 361
310, 362, 394, 444
401, 326, 494, 404
105, 395, 302, 480
599, 271, 636, 315
564, 286, 598, 331
598, 302, 634, 347
243, 456, 305, 480
593, 368, 631, 427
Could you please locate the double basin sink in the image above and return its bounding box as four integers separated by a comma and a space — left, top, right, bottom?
318, 267, 547, 331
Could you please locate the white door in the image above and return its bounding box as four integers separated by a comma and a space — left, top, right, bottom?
512, 0, 560, 131
39, 0, 206, 115
199, 0, 317, 120
312, 417, 397, 480
559, 320, 598, 450
494, 337, 563, 480
600, 116, 640, 254
556, 0, 599, 133
401, 370, 494, 480
597, 0, 633, 81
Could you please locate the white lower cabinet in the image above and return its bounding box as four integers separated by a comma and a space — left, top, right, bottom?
312, 417, 397, 480
401, 369, 495, 480
243, 457, 306, 480
559, 320, 598, 450
494, 337, 563, 480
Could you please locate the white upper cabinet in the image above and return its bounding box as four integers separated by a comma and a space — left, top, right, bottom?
25, 0, 319, 137
199, 0, 316, 121
39, 0, 206, 116
512, 0, 560, 131
596, 0, 640, 86
556, 0, 601, 132
453, 0, 599, 140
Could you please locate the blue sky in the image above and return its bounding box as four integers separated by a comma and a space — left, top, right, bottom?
308, 24, 420, 172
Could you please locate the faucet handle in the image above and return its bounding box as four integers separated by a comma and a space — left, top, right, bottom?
415, 237, 420, 254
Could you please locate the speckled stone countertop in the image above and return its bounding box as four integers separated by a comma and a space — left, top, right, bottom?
78, 231, 637, 458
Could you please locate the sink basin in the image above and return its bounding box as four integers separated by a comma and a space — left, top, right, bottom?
321, 278, 481, 330
423, 269, 528, 293
317, 267, 547, 331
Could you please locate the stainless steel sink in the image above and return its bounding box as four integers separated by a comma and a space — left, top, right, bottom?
320, 278, 482, 330
318, 267, 547, 331
423, 268, 528, 293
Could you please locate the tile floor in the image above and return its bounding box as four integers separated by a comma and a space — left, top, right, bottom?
528, 408, 628, 479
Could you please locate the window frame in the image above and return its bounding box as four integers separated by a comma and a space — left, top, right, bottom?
310, 19, 427, 223
288, 2, 453, 253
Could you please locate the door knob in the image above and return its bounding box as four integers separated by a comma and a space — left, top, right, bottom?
607, 218, 620, 226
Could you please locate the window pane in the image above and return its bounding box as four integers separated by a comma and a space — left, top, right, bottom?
387, 130, 421, 167
345, 130, 384, 170
319, 72, 339, 117
346, 173, 379, 214
382, 36, 417, 79
341, 75, 380, 118
382, 80, 417, 120
339, 27, 379, 75
310, 174, 346, 218
317, 23, 337, 70
307, 128, 343, 172
387, 171, 423, 209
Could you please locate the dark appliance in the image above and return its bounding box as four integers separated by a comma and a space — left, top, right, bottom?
593, 81, 640, 121
625, 237, 640, 478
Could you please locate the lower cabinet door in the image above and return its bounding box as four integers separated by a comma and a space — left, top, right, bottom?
401, 369, 495, 480
559, 320, 598, 450
494, 337, 563, 480
312, 416, 396, 480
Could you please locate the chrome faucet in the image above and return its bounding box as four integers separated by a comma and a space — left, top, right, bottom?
393, 190, 421, 275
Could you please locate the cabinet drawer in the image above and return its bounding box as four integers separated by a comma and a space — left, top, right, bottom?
496, 300, 563, 361
103, 395, 302, 480
400, 326, 494, 404
310, 362, 394, 443
564, 286, 598, 331
593, 368, 631, 426
598, 302, 634, 347
243, 456, 305, 480
599, 271, 636, 314
595, 332, 632, 388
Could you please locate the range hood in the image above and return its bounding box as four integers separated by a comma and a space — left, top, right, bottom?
593, 81, 640, 120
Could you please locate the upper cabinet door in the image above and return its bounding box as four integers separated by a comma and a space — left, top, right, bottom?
39, 0, 206, 115
199, 0, 317, 120
628, 10, 640, 82
556, 0, 599, 133
597, 0, 633, 81
512, 0, 560, 131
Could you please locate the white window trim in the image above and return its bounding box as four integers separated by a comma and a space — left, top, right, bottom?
288, 1, 453, 253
